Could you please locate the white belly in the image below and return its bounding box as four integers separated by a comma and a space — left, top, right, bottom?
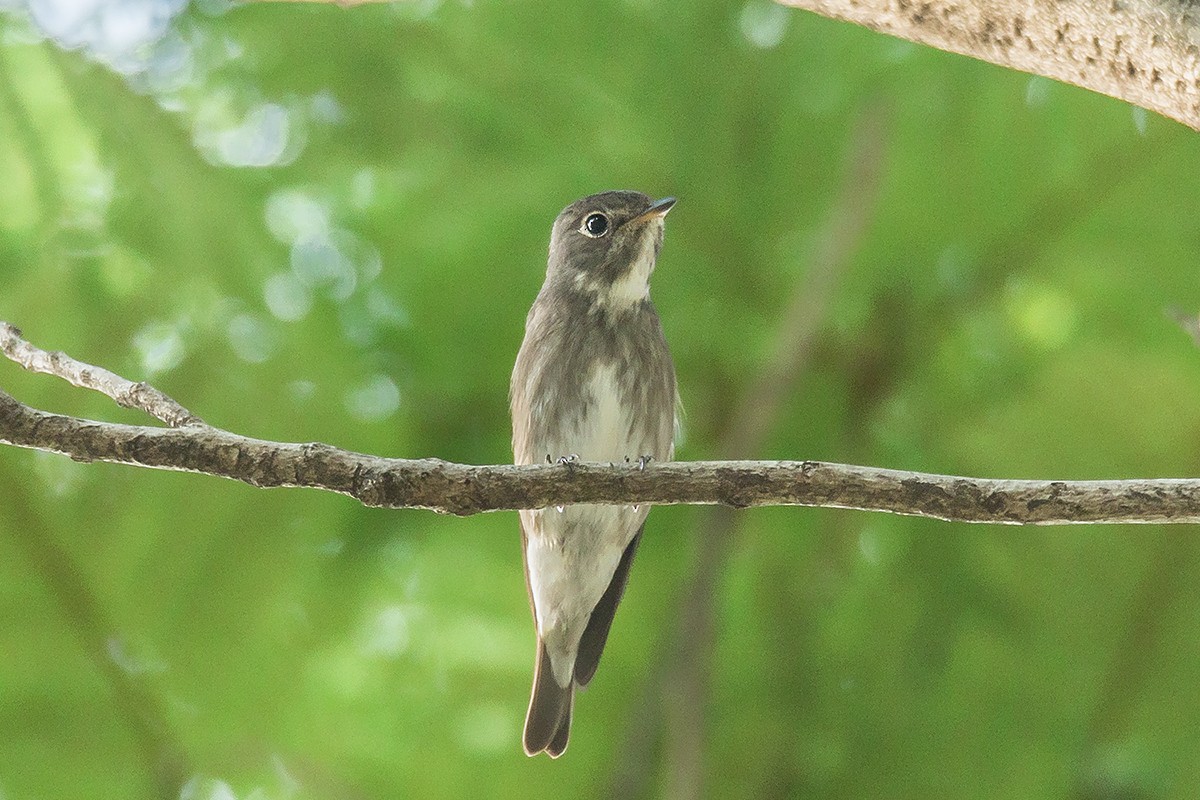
558, 363, 634, 462
522, 363, 651, 684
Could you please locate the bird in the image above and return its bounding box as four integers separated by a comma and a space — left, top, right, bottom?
510, 190, 679, 757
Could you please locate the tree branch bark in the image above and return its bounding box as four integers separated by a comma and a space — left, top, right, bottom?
3, 385, 1200, 523
777, 0, 1200, 132
242, 0, 1200, 129
3, 322, 1199, 523
0, 323, 199, 427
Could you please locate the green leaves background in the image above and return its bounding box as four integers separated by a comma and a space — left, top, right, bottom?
1, 1, 1199, 797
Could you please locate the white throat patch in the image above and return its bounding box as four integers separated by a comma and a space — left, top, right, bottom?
580, 224, 659, 311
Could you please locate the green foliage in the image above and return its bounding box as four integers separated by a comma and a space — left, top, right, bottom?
1, 1, 1199, 797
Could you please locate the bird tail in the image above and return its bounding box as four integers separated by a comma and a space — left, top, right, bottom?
523, 640, 573, 757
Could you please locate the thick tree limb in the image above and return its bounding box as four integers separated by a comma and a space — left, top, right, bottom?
3, 322, 1200, 523
245, 0, 1200, 129
777, 0, 1200, 132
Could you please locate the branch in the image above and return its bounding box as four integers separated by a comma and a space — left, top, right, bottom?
0, 323, 200, 427
2, 323, 1200, 523
245, 0, 1200, 128
777, 0, 1200, 132
3, 388, 1200, 523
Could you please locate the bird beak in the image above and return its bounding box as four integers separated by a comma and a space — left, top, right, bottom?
629, 196, 677, 225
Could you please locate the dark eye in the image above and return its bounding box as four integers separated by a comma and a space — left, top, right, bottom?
581, 212, 610, 238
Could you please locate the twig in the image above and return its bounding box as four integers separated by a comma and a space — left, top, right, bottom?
0, 323, 201, 427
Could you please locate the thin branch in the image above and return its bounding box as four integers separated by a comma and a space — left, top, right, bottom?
0, 323, 201, 427
777, 0, 1200, 132
3, 324, 1200, 523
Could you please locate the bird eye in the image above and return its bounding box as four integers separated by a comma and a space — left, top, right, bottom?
581, 213, 610, 238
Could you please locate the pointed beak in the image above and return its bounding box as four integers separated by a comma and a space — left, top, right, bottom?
629, 196, 676, 225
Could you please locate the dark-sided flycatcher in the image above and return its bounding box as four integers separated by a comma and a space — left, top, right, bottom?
511, 191, 678, 757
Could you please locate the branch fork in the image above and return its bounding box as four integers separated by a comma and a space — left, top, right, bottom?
2, 323, 1198, 524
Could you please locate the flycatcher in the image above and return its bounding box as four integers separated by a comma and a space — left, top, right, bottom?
510, 190, 678, 757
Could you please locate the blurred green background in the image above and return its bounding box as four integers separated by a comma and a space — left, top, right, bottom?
2, 1, 1200, 798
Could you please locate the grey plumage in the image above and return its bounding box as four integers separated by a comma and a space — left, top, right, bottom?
511, 191, 678, 757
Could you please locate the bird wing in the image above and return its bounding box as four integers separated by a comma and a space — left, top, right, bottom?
574, 524, 644, 687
